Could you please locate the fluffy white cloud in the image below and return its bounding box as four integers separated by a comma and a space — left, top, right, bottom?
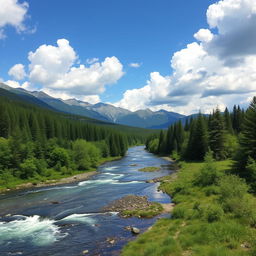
129, 62, 142, 68
28, 39, 77, 85
9, 39, 124, 100
194, 29, 214, 42
5, 79, 21, 88
0, 0, 29, 37
115, 0, 256, 114
8, 63, 26, 80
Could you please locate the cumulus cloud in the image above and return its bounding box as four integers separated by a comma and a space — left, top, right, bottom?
0, 0, 30, 38
115, 0, 256, 114
8, 63, 26, 80
206, 0, 256, 60
129, 62, 142, 68
194, 29, 214, 43
9, 39, 124, 100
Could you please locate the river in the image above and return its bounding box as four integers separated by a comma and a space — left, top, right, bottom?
0, 146, 173, 256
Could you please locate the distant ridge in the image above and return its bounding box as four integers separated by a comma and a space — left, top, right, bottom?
0, 83, 187, 129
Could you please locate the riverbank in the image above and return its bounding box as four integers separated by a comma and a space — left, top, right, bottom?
0, 156, 122, 194
122, 159, 256, 256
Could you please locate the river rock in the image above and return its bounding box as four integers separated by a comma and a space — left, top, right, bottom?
106, 237, 116, 245
50, 201, 60, 204
124, 226, 132, 231
102, 195, 150, 213
131, 227, 140, 234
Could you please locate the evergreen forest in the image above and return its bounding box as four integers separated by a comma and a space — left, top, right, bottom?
0, 94, 146, 189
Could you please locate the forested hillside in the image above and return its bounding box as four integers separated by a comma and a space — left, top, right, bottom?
146, 103, 245, 162
146, 98, 256, 190
0, 94, 147, 189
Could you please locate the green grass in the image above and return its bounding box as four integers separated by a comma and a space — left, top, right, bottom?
138, 166, 161, 172
121, 202, 164, 218
122, 159, 256, 256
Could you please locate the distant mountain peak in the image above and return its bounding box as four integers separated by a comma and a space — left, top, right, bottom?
0, 82, 188, 129
63, 98, 91, 107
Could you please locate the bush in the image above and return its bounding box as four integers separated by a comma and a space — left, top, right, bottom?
203, 185, 220, 196
245, 157, 256, 192
205, 204, 224, 222
49, 147, 70, 168
172, 205, 187, 219
218, 175, 248, 203
19, 158, 38, 179
195, 151, 222, 187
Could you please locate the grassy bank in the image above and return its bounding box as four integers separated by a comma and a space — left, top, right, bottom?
122, 158, 256, 256
0, 156, 121, 193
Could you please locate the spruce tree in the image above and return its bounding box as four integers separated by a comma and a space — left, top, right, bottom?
224, 107, 234, 134
238, 97, 256, 170
209, 108, 226, 160
186, 114, 208, 160
0, 107, 10, 138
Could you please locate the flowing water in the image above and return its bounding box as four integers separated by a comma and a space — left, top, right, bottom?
0, 146, 173, 256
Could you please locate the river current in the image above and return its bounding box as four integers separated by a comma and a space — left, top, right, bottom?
0, 146, 173, 256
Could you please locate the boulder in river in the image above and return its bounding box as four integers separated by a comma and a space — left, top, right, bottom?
131, 227, 140, 234
50, 201, 60, 204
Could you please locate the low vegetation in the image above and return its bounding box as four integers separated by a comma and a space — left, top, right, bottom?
121, 202, 163, 218
138, 166, 160, 172
103, 195, 164, 218
122, 154, 256, 255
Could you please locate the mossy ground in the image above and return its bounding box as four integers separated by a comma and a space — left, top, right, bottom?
121, 202, 164, 218
122, 160, 256, 256
138, 166, 161, 172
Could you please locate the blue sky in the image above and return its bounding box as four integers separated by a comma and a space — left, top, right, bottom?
1, 0, 256, 114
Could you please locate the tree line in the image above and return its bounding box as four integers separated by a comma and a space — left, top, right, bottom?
146, 98, 256, 192
0, 96, 144, 186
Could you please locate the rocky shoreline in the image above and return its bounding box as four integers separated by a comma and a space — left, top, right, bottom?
0, 171, 97, 194
102, 194, 175, 218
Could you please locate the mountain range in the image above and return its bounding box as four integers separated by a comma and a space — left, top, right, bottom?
0, 83, 187, 129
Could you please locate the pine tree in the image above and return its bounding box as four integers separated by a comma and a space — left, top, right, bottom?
224, 107, 233, 134
157, 130, 165, 154
186, 114, 208, 160
238, 97, 256, 168
209, 108, 226, 160
0, 106, 10, 138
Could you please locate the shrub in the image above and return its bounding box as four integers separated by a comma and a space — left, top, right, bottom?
172, 205, 187, 219
205, 204, 224, 222
218, 175, 248, 204
195, 151, 222, 187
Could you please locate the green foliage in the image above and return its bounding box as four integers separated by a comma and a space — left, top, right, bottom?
121, 202, 163, 218
0, 94, 143, 190
186, 113, 208, 160
0, 137, 11, 169
49, 147, 70, 168
138, 166, 160, 172
122, 159, 256, 256
209, 108, 226, 160
147, 138, 159, 154
195, 151, 222, 187
19, 158, 38, 179
204, 204, 224, 222
234, 97, 256, 191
